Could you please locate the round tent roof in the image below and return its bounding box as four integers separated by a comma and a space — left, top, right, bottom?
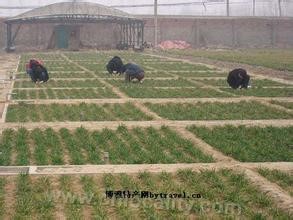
6, 1, 138, 23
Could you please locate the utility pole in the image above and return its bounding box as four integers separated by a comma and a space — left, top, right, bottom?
226, 0, 229, 16
154, 0, 158, 47
252, 0, 255, 16
278, 0, 282, 17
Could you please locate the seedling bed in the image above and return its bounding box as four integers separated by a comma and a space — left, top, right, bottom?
12, 88, 118, 100
0, 126, 212, 165
15, 71, 92, 79
220, 88, 293, 97
119, 87, 232, 98
107, 78, 196, 87
196, 79, 291, 87
188, 125, 293, 162
0, 170, 290, 219
258, 169, 293, 196
145, 101, 293, 120
6, 103, 151, 122
270, 101, 293, 110
170, 71, 227, 77
146, 62, 214, 71
14, 79, 104, 88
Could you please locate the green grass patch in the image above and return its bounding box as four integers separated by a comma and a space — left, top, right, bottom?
16, 71, 93, 79
107, 78, 196, 87
14, 79, 104, 88
0, 126, 213, 165
196, 78, 290, 87
0, 178, 6, 219
161, 49, 293, 72
14, 174, 55, 219
258, 169, 293, 196
188, 125, 293, 162
220, 87, 293, 97
120, 87, 232, 98
146, 101, 293, 120
270, 101, 293, 110
147, 62, 214, 71
12, 88, 118, 99
0, 129, 14, 165
1, 170, 291, 218
6, 103, 151, 122
171, 71, 227, 77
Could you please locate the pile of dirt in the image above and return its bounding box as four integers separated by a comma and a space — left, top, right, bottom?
158, 40, 191, 49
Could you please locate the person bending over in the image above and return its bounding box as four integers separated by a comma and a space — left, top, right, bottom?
227, 68, 250, 89
26, 59, 49, 83
122, 63, 145, 83
106, 56, 124, 75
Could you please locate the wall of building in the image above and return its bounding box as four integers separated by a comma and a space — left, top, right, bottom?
142, 16, 293, 48
1, 16, 293, 51
0, 20, 120, 51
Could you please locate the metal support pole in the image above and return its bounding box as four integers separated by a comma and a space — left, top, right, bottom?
278, 0, 282, 17
6, 23, 12, 51
129, 22, 132, 47
154, 0, 158, 47
226, 0, 230, 16
126, 23, 128, 46
122, 23, 125, 44
136, 23, 139, 47
141, 22, 144, 46
252, 0, 255, 16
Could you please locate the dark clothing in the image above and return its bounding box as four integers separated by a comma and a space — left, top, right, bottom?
106, 56, 124, 74
28, 60, 49, 83
122, 63, 145, 82
227, 68, 250, 89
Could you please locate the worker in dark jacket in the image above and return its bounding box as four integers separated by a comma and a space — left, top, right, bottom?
122, 63, 145, 83
26, 59, 49, 83
106, 56, 124, 75
227, 68, 250, 89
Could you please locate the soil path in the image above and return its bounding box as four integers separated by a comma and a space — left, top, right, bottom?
1, 119, 293, 131
0, 54, 19, 123
8, 97, 293, 105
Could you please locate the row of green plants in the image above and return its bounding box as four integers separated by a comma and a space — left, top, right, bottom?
17, 61, 82, 72
20, 53, 65, 61
220, 87, 293, 97
14, 79, 105, 88
270, 100, 293, 110
0, 126, 212, 165
146, 62, 214, 71
196, 78, 290, 87
107, 78, 196, 87
96, 70, 174, 78
12, 88, 118, 100
15, 71, 93, 79
146, 101, 293, 120
258, 169, 293, 196
160, 48, 293, 72
120, 87, 232, 98
170, 71, 227, 77
188, 125, 293, 162
6, 103, 151, 122
14, 174, 55, 219
1, 169, 291, 219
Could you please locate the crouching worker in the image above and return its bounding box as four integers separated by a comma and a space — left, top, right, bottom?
26, 59, 49, 83
122, 63, 145, 83
106, 56, 124, 75
227, 68, 250, 89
